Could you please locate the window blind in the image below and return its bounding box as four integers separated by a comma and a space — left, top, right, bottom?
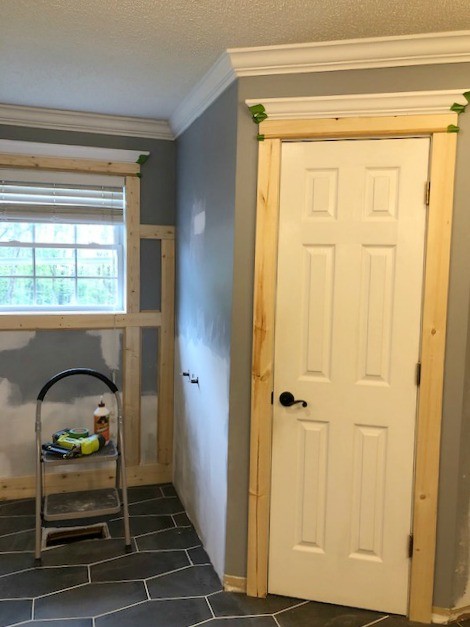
0, 180, 124, 225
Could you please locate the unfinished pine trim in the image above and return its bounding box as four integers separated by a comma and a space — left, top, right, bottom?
223, 575, 248, 593
259, 113, 458, 140
247, 116, 457, 624
409, 132, 457, 623
432, 604, 470, 624
0, 462, 172, 501
140, 225, 175, 240
0, 312, 162, 331
126, 175, 141, 313
0, 154, 177, 500
0, 153, 140, 176
123, 327, 142, 467
247, 139, 281, 598
157, 238, 175, 465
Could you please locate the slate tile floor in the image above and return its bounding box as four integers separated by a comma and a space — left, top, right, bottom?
0, 483, 453, 626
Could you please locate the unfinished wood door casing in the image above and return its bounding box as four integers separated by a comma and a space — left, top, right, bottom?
0, 154, 176, 492
247, 115, 458, 624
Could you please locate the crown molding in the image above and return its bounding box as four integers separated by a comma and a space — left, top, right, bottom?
245, 89, 469, 120
229, 30, 470, 76
170, 52, 236, 138
0, 104, 174, 140
171, 30, 470, 136
0, 139, 149, 164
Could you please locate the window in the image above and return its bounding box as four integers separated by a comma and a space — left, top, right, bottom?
0, 172, 125, 313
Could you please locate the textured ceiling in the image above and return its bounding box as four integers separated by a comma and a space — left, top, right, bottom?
1, 0, 470, 120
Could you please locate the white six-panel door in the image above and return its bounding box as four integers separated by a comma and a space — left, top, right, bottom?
268, 138, 430, 614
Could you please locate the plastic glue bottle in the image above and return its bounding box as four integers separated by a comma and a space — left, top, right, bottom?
94, 396, 110, 444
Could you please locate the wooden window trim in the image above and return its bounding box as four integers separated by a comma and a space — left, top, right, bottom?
247, 114, 458, 624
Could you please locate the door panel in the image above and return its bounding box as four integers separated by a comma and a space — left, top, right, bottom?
268, 138, 430, 614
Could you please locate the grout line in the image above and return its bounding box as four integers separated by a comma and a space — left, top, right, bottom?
362, 617, 390, 627
206, 594, 216, 619
146, 565, 192, 581
143, 579, 151, 601
0, 563, 88, 580
274, 599, 311, 615
31, 597, 35, 621
185, 548, 193, 566
87, 564, 91, 583
0, 528, 35, 539
273, 616, 282, 626
93, 597, 149, 618
32, 580, 90, 600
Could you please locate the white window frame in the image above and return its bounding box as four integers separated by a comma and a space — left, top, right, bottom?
0, 170, 127, 314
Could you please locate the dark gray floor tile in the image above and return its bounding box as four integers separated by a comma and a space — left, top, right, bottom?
130, 497, 184, 516
96, 598, 212, 627
0, 553, 35, 576
0, 516, 35, 536
205, 619, 278, 626
0, 599, 32, 626
0, 566, 88, 599
137, 527, 201, 551
161, 485, 178, 497
147, 565, 222, 598
34, 581, 147, 619
91, 550, 189, 581
107, 515, 174, 538
209, 592, 304, 617
173, 513, 192, 527
0, 500, 35, 516
125, 486, 163, 503
382, 617, 431, 626
40, 539, 135, 566
276, 601, 385, 627
187, 546, 211, 565
0, 530, 35, 552
16, 620, 92, 626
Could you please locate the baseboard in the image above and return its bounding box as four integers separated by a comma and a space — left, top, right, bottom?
223, 575, 247, 593
432, 605, 470, 624
0, 463, 172, 500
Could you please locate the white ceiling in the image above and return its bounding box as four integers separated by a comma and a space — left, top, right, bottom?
1, 0, 470, 121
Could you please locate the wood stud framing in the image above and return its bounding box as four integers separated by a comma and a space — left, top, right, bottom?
248, 116, 458, 623
0, 154, 176, 493
158, 239, 176, 465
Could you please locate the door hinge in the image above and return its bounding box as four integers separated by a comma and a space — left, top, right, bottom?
416, 362, 422, 386
425, 181, 431, 206
271, 391, 274, 405
408, 533, 414, 559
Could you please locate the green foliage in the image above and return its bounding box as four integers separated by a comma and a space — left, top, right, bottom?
136, 154, 149, 165
0, 222, 120, 309
447, 124, 460, 133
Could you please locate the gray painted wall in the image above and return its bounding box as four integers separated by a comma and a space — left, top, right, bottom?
222, 64, 470, 609
174, 82, 238, 578
0, 125, 175, 476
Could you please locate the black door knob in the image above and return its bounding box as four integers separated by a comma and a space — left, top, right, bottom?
279, 391, 308, 408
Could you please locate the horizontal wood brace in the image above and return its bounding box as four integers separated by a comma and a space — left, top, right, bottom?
0, 462, 172, 501
140, 225, 175, 240
259, 114, 458, 140
0, 311, 162, 330
0, 153, 140, 176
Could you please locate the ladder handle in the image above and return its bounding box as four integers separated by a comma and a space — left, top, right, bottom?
37, 368, 118, 401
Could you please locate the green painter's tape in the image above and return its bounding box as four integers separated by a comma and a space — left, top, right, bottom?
451, 102, 467, 114
249, 104, 268, 125
257, 134, 265, 142
136, 154, 149, 165
447, 124, 460, 133
463, 91, 470, 104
